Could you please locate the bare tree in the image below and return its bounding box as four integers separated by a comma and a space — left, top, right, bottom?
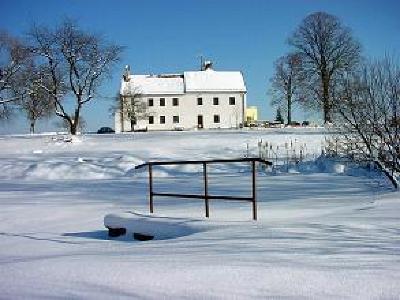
288, 12, 361, 123
333, 57, 400, 188
112, 89, 149, 132
18, 64, 54, 133
110, 65, 150, 132
269, 53, 303, 125
0, 30, 30, 118
28, 20, 123, 134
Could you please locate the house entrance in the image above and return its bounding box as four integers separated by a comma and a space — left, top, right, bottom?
197, 115, 203, 128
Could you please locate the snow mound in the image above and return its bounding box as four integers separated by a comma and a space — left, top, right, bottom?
104, 212, 210, 240
26, 161, 124, 180
0, 154, 147, 181
296, 157, 347, 174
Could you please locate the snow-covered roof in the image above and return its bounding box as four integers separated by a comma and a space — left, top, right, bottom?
122, 75, 185, 95
184, 69, 246, 92
121, 69, 246, 95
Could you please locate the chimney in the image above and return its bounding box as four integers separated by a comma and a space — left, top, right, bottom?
123, 65, 131, 82
202, 60, 213, 71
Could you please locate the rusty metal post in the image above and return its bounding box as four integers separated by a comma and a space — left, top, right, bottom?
203, 162, 209, 218
252, 160, 257, 220
148, 163, 154, 213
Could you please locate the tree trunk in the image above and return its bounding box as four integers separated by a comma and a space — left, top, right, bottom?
321, 70, 332, 123
287, 93, 292, 125
70, 123, 77, 135
70, 106, 81, 135
30, 121, 35, 134
323, 100, 331, 123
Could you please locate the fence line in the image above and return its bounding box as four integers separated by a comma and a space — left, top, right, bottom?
135, 157, 272, 220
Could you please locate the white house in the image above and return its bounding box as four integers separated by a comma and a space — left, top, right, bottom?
115, 62, 247, 132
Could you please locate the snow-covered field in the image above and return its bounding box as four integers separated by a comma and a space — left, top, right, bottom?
0, 129, 399, 299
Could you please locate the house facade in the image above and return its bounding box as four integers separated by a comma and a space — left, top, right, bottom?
115, 62, 247, 132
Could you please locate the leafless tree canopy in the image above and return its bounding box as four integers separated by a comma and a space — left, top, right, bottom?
334, 57, 400, 187
269, 53, 303, 125
111, 85, 149, 132
0, 30, 31, 118
16, 63, 55, 133
28, 20, 123, 134
288, 12, 361, 123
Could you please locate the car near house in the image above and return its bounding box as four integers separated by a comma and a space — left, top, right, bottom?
97, 127, 115, 134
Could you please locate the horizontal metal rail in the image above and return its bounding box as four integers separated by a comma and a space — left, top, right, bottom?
135, 157, 272, 169
152, 192, 254, 202
136, 157, 271, 220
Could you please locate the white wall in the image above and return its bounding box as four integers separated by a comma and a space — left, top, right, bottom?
117, 92, 245, 131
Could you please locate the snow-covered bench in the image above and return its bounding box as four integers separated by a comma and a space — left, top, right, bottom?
104, 212, 206, 241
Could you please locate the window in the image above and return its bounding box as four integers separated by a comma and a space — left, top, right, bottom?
149, 116, 154, 124
197, 97, 203, 105
173, 98, 179, 106
148, 98, 154, 106
160, 116, 165, 124
160, 98, 165, 106
213, 97, 219, 105
173, 116, 179, 124
214, 115, 220, 123
229, 97, 235, 105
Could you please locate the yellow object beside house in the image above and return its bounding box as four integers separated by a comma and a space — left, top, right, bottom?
246, 106, 258, 125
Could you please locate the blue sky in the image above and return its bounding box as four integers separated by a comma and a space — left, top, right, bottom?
1, 0, 399, 133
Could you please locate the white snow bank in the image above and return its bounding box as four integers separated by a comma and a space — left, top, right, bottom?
26, 161, 124, 180
0, 155, 146, 181
294, 157, 347, 174
104, 212, 211, 240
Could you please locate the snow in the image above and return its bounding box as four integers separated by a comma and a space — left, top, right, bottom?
184, 69, 246, 92
0, 129, 399, 299
123, 74, 185, 95
104, 212, 213, 240
121, 69, 246, 96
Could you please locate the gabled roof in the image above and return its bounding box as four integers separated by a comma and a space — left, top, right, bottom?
121, 68, 246, 95
184, 69, 246, 92
121, 74, 184, 95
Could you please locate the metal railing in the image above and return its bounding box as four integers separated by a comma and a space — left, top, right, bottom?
135, 157, 272, 220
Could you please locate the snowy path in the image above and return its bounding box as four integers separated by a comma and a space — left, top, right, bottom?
0, 131, 399, 299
